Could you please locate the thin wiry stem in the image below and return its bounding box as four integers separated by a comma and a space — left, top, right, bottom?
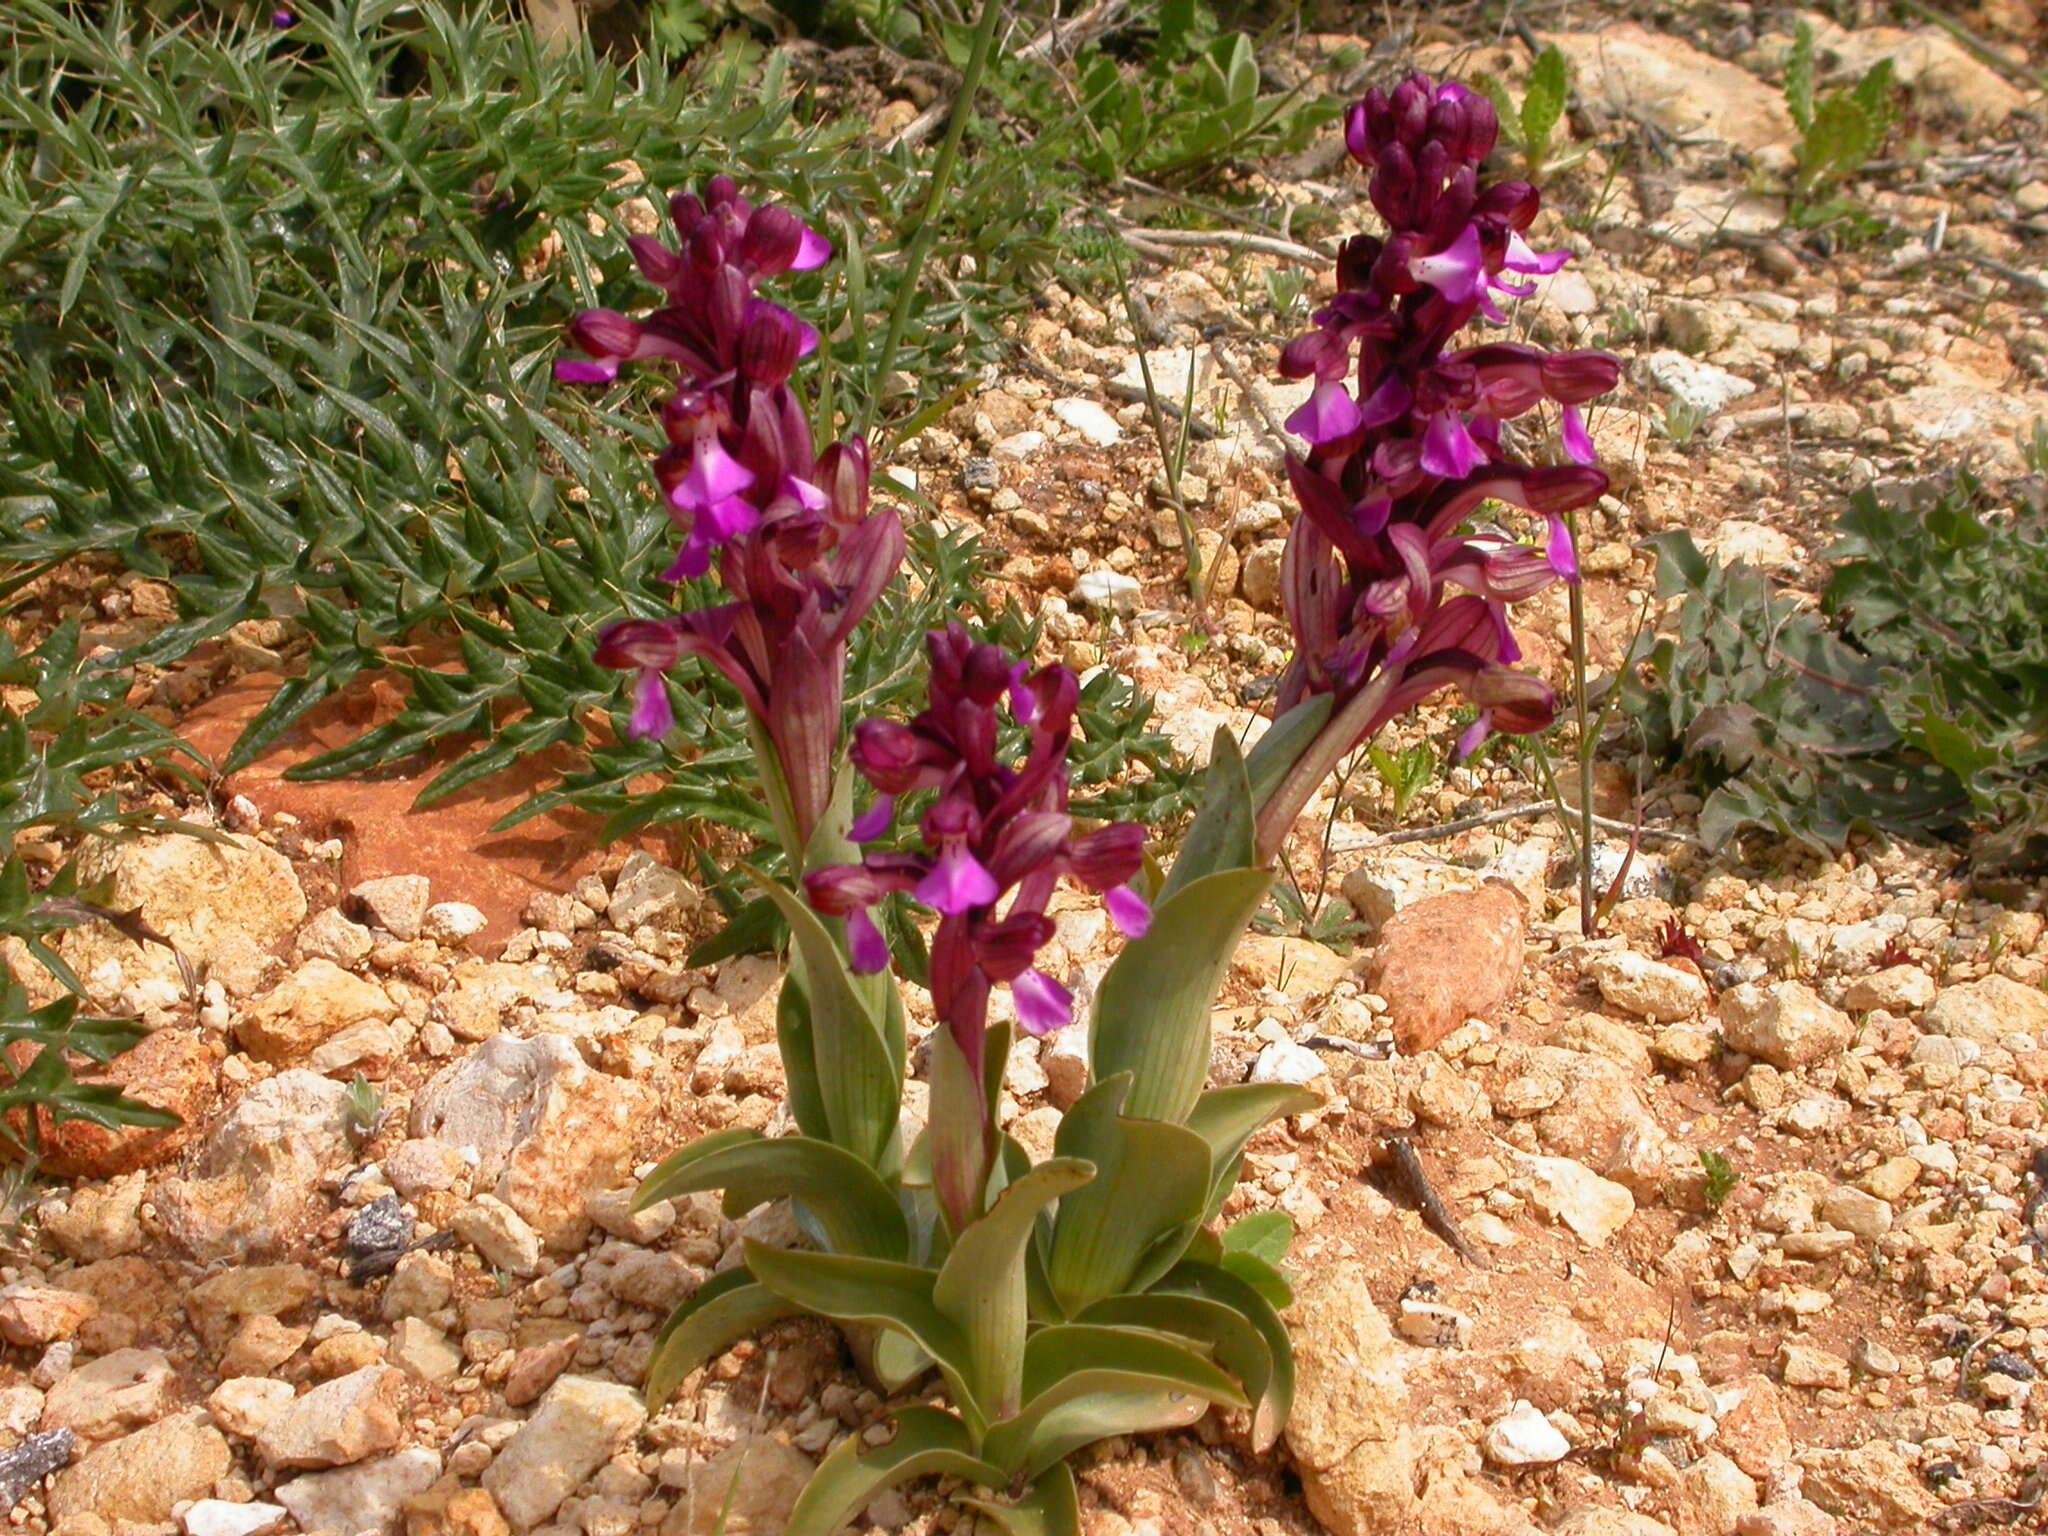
863, 0, 1006, 446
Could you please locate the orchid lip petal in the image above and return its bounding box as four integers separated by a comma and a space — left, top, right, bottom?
699, 493, 761, 541
849, 795, 895, 844
1560, 404, 1597, 467
915, 843, 999, 915
792, 226, 833, 271
1105, 884, 1151, 940
1007, 663, 1039, 726
554, 358, 619, 385
1421, 413, 1487, 479
1505, 232, 1571, 275
1407, 222, 1484, 303
1453, 713, 1493, 761
847, 907, 889, 974
1011, 968, 1074, 1037
1545, 513, 1580, 581
1285, 379, 1366, 445
669, 439, 756, 511
661, 537, 713, 582
628, 670, 673, 740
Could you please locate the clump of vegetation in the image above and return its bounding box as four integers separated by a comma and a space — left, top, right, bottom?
1624, 474, 2048, 868
1475, 43, 1579, 183
1700, 1150, 1741, 1210
0, 622, 199, 1166
1782, 19, 1897, 230
0, 0, 1185, 859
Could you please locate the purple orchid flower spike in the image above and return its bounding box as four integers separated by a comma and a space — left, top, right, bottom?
1253, 71, 1622, 860
805, 626, 1150, 1231
562, 178, 904, 857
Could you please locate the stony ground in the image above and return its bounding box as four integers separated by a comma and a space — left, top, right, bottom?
4, 5, 2048, 1536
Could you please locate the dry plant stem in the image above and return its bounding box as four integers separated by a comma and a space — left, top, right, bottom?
1015, 0, 1129, 64
525, 0, 580, 52
1381, 1132, 1489, 1268
863, 0, 1007, 442
1890, 0, 2046, 91
1208, 343, 1296, 454
1107, 240, 1203, 596
1113, 226, 1326, 264
1368, 800, 1698, 849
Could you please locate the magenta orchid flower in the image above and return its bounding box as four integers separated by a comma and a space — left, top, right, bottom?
558, 179, 902, 854
806, 628, 1150, 1231
1255, 71, 1622, 858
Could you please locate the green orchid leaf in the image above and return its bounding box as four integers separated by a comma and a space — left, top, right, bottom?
1240, 693, 1331, 815
633, 1129, 909, 1261
1018, 1390, 1213, 1482
1088, 867, 1274, 1124
1043, 1076, 1211, 1318
754, 876, 901, 1170
1220, 1249, 1294, 1310
870, 1328, 933, 1393
742, 1241, 972, 1411
1158, 1259, 1296, 1448
981, 1323, 1248, 1478
1077, 1290, 1279, 1450
934, 1158, 1096, 1426
784, 1405, 1005, 1536
774, 969, 834, 1146
1184, 1083, 1320, 1219
955, 1461, 1081, 1536
1156, 727, 1254, 901
1220, 1209, 1295, 1268
643, 1268, 800, 1411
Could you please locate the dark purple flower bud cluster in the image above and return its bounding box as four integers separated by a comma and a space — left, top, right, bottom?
1273, 73, 1622, 764
805, 626, 1150, 1073
560, 179, 904, 851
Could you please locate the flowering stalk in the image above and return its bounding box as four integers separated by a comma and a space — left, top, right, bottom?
1253, 73, 1620, 861
558, 178, 903, 861
806, 626, 1150, 1232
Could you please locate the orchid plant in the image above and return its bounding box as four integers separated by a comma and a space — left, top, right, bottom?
556, 71, 1616, 1534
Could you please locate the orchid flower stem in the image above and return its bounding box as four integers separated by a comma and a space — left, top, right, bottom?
1253, 667, 1400, 865
861, 0, 1006, 446
1565, 510, 1595, 937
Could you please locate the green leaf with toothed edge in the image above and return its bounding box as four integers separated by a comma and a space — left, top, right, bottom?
782, 1405, 1004, 1536
631, 1128, 909, 1261
642, 1268, 799, 1411
1520, 45, 1568, 166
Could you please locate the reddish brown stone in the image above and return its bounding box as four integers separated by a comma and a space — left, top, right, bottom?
176, 661, 685, 949
9, 1028, 218, 1179
1362, 882, 1527, 1055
